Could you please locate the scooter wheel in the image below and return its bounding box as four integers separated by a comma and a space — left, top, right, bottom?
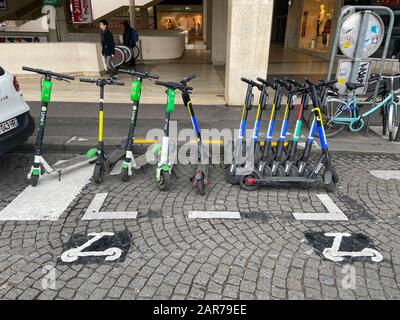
93, 163, 106, 184
195, 177, 208, 196
301, 164, 314, 178
289, 165, 299, 177
30, 174, 39, 187
121, 167, 130, 182
240, 174, 259, 191
262, 165, 272, 177
225, 165, 241, 185
324, 170, 337, 193
276, 165, 286, 177
157, 170, 171, 191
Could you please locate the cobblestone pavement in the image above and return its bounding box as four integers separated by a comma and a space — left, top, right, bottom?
1, 152, 400, 300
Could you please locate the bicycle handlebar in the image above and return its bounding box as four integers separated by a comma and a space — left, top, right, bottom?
119, 68, 159, 80
22, 66, 75, 81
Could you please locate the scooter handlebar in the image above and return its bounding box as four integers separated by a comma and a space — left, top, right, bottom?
119, 68, 159, 80
23, 66, 75, 80
181, 74, 196, 83
108, 80, 125, 86
80, 78, 96, 83
241, 77, 259, 87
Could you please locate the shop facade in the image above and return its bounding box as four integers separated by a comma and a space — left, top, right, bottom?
283, 0, 400, 60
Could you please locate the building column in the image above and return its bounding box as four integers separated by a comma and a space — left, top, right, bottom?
206, 0, 212, 50
203, 0, 207, 45
225, 0, 274, 105
211, 0, 228, 65
140, 7, 149, 29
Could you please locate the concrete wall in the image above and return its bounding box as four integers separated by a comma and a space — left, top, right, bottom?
0, 42, 105, 76
225, 0, 274, 105
139, 30, 186, 60
211, 0, 228, 65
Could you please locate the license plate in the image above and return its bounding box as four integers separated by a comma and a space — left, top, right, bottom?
0, 118, 19, 135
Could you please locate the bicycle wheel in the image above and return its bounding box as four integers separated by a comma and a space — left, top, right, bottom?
132, 45, 140, 60
388, 103, 397, 141
312, 97, 350, 138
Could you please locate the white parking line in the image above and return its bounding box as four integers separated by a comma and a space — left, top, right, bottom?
110, 160, 123, 176
292, 194, 349, 221
370, 170, 400, 181
0, 164, 94, 221
82, 193, 138, 220
188, 211, 241, 219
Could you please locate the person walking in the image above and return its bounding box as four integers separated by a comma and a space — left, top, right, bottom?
99, 19, 118, 79
122, 20, 138, 66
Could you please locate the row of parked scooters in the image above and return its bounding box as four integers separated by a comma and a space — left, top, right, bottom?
23, 66, 209, 194
23, 66, 338, 195
226, 77, 339, 192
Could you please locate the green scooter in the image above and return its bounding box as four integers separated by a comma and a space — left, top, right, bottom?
118, 68, 159, 182
23, 66, 98, 187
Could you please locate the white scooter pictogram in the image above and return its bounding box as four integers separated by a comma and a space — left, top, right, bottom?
61, 232, 122, 263
322, 233, 383, 262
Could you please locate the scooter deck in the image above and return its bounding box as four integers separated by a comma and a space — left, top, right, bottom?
250, 176, 318, 186
52, 155, 94, 172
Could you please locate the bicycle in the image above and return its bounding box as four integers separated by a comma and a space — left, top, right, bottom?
320, 74, 400, 140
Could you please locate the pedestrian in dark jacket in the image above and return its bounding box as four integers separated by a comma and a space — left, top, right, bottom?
99, 19, 117, 79
122, 20, 136, 48
122, 20, 138, 66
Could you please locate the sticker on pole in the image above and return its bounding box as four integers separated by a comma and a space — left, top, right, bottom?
336, 60, 372, 95
339, 11, 384, 59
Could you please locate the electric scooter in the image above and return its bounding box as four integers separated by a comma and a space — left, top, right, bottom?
268, 78, 298, 177
256, 78, 284, 177
154, 75, 208, 194
79, 77, 126, 184
282, 79, 310, 177
180, 75, 209, 195
231, 78, 271, 179
296, 79, 339, 178
240, 79, 339, 192
117, 68, 159, 182
23, 66, 98, 187
225, 78, 258, 185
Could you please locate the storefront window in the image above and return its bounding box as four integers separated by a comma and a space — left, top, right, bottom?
298, 0, 336, 53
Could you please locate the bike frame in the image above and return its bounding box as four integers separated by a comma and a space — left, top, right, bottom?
331, 91, 396, 127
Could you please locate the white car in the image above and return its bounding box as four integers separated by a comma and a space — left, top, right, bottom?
0, 65, 34, 155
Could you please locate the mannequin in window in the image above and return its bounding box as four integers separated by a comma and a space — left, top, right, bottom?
316, 4, 325, 38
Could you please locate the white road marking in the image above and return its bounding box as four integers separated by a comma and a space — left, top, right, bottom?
322, 232, 383, 263
292, 194, 349, 221
188, 211, 241, 219
110, 160, 123, 176
66, 136, 89, 144
370, 170, 400, 181
0, 164, 94, 221
61, 232, 122, 263
81, 193, 138, 220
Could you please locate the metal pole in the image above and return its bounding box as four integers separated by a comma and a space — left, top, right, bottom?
129, 0, 136, 28
364, 7, 394, 135
327, 6, 352, 80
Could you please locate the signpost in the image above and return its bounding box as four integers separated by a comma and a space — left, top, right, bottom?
327, 6, 395, 134
70, 0, 93, 24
